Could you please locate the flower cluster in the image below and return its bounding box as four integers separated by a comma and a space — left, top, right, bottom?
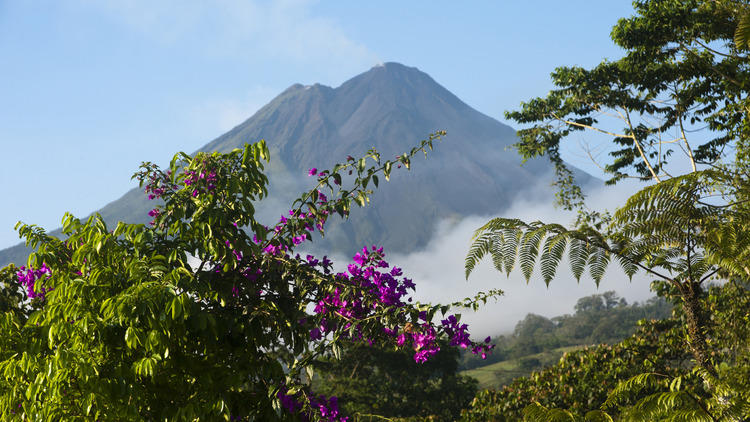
144, 174, 167, 200
400, 323, 441, 363
142, 160, 217, 204
183, 169, 217, 197
260, 189, 333, 256
277, 386, 348, 422
311, 246, 481, 363
16, 264, 52, 300
312, 247, 413, 342
442, 315, 495, 358
147, 208, 161, 226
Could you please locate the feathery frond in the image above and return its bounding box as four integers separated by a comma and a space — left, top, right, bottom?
540, 233, 568, 286
464, 231, 494, 279
520, 227, 545, 282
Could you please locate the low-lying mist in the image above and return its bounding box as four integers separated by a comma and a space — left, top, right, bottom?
365, 179, 656, 339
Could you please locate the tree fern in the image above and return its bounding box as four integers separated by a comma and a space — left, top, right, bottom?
519, 227, 545, 282
465, 171, 750, 288
465, 169, 750, 411
523, 402, 579, 421
464, 231, 494, 279
540, 233, 567, 286
502, 228, 521, 276
522, 402, 615, 422
568, 237, 588, 281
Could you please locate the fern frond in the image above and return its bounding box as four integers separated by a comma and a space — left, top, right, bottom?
588, 246, 610, 286
603, 372, 666, 410
519, 227, 545, 282
619, 391, 708, 422
465, 232, 495, 279
523, 402, 579, 421
489, 233, 505, 274
616, 254, 639, 280
466, 218, 527, 278
502, 228, 522, 276
583, 410, 613, 422
540, 233, 567, 286
471, 217, 527, 238
568, 238, 589, 282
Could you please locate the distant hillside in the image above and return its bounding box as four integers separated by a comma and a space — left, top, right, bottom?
459, 292, 672, 389
0, 62, 596, 267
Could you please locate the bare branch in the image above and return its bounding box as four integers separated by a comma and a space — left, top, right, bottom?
622, 108, 663, 182
676, 102, 698, 173
549, 112, 630, 138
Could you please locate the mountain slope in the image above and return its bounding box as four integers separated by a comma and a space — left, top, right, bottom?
0, 62, 594, 266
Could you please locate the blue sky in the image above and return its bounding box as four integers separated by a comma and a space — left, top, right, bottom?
0, 1, 636, 250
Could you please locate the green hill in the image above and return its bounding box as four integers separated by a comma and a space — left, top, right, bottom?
459, 291, 671, 389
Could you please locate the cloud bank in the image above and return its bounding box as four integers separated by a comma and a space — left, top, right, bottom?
384, 180, 656, 339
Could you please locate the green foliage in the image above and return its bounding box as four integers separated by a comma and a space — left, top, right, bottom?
0, 132, 496, 421
466, 169, 750, 286
506, 0, 750, 194
0, 265, 24, 316
313, 342, 478, 421
460, 316, 684, 421
461, 281, 750, 421
460, 292, 672, 377
465, 218, 619, 286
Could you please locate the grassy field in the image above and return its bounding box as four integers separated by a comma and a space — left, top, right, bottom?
460, 345, 585, 389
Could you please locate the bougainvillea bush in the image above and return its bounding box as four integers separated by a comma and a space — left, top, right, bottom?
0, 133, 497, 421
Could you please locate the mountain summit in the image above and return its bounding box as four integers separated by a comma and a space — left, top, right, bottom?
0, 62, 593, 266
203, 62, 517, 165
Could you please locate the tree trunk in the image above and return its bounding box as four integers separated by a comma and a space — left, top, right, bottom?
680, 281, 716, 377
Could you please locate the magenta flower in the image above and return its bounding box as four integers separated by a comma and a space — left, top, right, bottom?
308, 168, 317, 176
310, 327, 322, 340
397, 333, 406, 346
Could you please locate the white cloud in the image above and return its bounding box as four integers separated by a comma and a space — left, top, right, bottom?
386, 181, 655, 339
83, 0, 379, 72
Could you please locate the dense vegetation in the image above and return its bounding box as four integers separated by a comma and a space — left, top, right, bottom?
459, 292, 671, 373
306, 292, 671, 420
314, 341, 478, 421
460, 281, 750, 421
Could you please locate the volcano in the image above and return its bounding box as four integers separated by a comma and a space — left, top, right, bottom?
0, 62, 593, 266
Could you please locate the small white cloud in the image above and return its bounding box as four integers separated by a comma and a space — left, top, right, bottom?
82, 0, 379, 75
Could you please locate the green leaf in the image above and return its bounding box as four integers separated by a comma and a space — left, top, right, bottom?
588, 247, 610, 287
568, 238, 588, 282
540, 234, 567, 286
519, 228, 545, 282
